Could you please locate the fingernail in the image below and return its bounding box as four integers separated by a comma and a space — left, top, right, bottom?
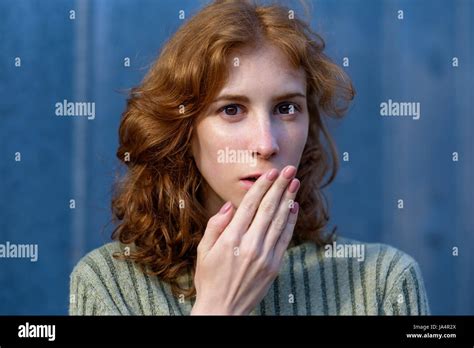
220, 201, 232, 214
266, 168, 278, 181
283, 166, 296, 179
288, 179, 300, 193
290, 202, 299, 214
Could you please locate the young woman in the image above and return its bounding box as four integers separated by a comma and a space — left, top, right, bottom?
69, 0, 430, 315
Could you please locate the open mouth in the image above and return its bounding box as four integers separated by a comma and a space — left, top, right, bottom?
239, 172, 264, 190
240, 173, 263, 190
242, 175, 261, 182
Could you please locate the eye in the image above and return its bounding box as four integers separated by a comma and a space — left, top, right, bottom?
276, 102, 300, 115
218, 104, 244, 116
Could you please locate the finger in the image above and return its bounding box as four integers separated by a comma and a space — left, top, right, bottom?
261, 178, 300, 255
245, 165, 297, 247
225, 168, 279, 237
197, 201, 235, 255
271, 202, 299, 266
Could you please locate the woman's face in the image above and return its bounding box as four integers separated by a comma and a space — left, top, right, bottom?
191, 44, 309, 216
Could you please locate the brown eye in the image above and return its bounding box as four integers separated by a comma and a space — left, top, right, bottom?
277, 102, 298, 115
220, 104, 242, 116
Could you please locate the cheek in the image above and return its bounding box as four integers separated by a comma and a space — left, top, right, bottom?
193, 123, 237, 180
286, 118, 309, 155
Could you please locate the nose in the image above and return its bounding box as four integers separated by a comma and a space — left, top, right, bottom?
249, 116, 279, 160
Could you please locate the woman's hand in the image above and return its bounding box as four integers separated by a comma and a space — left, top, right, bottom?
191, 165, 300, 315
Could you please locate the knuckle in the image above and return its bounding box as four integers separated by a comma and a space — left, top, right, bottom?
261, 201, 277, 215
260, 258, 277, 277
281, 229, 294, 245
242, 200, 257, 214
287, 215, 297, 227
268, 263, 280, 276
206, 215, 219, 228
273, 216, 287, 232
221, 235, 239, 248
242, 246, 259, 261
196, 243, 204, 254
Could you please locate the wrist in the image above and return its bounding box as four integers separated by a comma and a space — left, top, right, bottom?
190, 299, 232, 315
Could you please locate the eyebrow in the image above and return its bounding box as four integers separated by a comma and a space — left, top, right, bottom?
212, 92, 306, 104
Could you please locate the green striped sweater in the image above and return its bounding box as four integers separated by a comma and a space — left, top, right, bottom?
69, 236, 430, 315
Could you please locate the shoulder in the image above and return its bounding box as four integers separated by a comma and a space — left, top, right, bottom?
300, 235, 420, 273
70, 241, 128, 282
333, 236, 421, 274
293, 236, 430, 315
69, 241, 191, 315
69, 241, 139, 315
331, 236, 430, 314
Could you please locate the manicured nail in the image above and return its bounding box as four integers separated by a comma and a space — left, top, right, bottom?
290, 202, 299, 214
220, 201, 232, 214
282, 166, 296, 179
288, 179, 300, 193
266, 168, 278, 181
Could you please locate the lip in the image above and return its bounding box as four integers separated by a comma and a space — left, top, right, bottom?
239, 172, 264, 180
239, 172, 264, 191
239, 179, 257, 190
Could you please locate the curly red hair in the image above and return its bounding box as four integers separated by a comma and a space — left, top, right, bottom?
111, 0, 355, 301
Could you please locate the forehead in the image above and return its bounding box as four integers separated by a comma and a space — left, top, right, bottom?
219, 44, 306, 95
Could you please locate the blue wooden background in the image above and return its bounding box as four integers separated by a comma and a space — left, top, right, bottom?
0, 0, 472, 314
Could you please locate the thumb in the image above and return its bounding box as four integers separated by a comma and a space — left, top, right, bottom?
198, 201, 234, 254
